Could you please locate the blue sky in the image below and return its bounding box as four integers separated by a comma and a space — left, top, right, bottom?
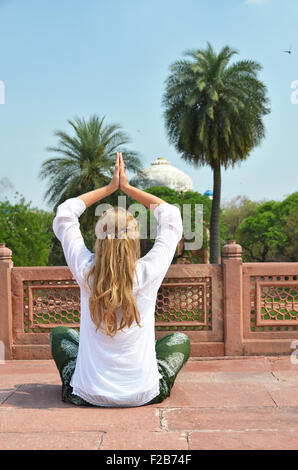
0, 0, 297, 210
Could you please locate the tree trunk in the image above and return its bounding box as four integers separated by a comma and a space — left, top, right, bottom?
210, 162, 221, 264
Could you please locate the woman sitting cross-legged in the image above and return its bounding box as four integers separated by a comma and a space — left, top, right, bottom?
50, 152, 190, 407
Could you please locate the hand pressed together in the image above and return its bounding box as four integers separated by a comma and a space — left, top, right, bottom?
78, 152, 164, 209
108, 152, 129, 192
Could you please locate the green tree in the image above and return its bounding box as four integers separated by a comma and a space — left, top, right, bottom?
275, 192, 298, 261
278, 191, 298, 219
281, 208, 298, 261
163, 42, 270, 263
221, 195, 262, 242
0, 194, 53, 266
39, 115, 143, 233
141, 186, 221, 263
236, 201, 286, 262
235, 192, 298, 262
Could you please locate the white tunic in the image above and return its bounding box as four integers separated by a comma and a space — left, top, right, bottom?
53, 197, 183, 407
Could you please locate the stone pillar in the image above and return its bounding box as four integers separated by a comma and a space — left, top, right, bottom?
222, 240, 243, 356
0, 244, 13, 360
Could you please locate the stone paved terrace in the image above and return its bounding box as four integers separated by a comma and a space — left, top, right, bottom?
1, 356, 298, 450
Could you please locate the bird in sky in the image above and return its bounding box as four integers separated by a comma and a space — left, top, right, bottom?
283, 46, 292, 54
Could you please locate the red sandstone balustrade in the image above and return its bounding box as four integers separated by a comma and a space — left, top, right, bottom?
0, 243, 13, 360
0, 241, 297, 360
222, 240, 243, 356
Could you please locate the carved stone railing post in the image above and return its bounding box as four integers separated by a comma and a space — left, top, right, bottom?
222, 240, 243, 356
0, 243, 13, 360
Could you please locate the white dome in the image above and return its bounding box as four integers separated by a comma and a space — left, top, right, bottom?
130, 157, 193, 192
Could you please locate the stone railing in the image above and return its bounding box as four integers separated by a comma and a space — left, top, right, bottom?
0, 242, 297, 359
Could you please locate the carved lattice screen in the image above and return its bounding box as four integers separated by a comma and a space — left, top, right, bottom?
249, 276, 298, 332
23, 280, 80, 333
22, 276, 212, 333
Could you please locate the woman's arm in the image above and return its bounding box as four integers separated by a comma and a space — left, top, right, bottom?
53, 154, 120, 285
78, 152, 165, 210
118, 153, 183, 289
77, 153, 120, 207
119, 153, 165, 210
52, 198, 92, 286
138, 201, 183, 290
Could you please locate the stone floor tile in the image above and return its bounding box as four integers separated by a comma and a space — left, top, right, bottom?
189, 430, 298, 450
264, 383, 298, 407
0, 406, 160, 433
163, 406, 298, 431
157, 382, 275, 408
100, 431, 188, 450
0, 431, 104, 450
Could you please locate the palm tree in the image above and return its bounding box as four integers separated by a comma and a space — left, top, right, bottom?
39, 115, 143, 232
163, 43, 270, 263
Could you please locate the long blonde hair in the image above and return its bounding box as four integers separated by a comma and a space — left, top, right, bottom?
86, 206, 142, 338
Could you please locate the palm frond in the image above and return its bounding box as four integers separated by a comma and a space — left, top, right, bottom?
39, 114, 142, 230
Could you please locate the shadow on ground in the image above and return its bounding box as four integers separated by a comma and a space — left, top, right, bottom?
1, 383, 72, 409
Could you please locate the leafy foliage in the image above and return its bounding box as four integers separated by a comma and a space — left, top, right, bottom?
163, 42, 270, 263
39, 115, 143, 233
221, 195, 263, 242
142, 186, 225, 262
235, 192, 298, 262
0, 194, 53, 266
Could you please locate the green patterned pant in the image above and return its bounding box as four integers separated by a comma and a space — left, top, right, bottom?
50, 326, 191, 407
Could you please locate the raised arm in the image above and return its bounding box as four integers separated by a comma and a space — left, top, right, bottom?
119, 153, 165, 211
52, 198, 92, 287
53, 154, 121, 286
77, 153, 120, 207
119, 153, 183, 289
